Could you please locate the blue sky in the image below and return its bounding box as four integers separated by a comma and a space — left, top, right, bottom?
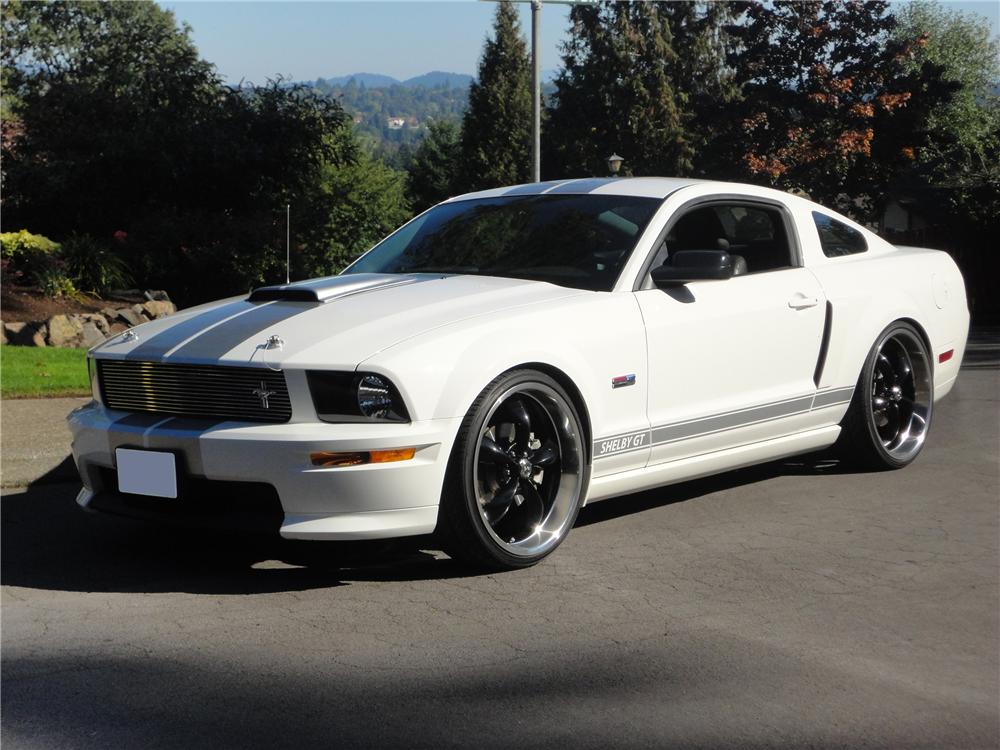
163, 1, 573, 83
163, 1, 1000, 84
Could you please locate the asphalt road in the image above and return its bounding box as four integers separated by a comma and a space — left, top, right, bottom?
2, 368, 997, 749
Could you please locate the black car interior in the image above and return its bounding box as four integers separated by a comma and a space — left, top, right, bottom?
656, 203, 794, 276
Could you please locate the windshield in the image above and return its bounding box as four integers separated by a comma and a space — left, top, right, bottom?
345, 194, 661, 292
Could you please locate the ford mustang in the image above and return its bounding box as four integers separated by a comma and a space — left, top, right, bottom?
69, 177, 970, 569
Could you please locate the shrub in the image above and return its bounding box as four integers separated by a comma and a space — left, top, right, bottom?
60, 234, 132, 295
36, 266, 82, 299
0, 230, 60, 284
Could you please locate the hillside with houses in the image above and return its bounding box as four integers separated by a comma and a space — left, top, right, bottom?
307, 72, 471, 162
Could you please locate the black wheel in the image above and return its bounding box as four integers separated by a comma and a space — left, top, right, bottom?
437, 369, 589, 570
838, 321, 933, 470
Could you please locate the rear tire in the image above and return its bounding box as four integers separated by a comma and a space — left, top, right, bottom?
437, 369, 589, 570
837, 321, 933, 470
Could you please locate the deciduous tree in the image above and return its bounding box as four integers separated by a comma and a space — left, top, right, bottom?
892, 0, 1000, 227
1, 0, 408, 303
722, 1, 953, 219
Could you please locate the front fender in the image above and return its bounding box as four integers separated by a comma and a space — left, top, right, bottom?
359, 292, 649, 446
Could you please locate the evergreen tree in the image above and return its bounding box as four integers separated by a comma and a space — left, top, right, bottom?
408, 120, 462, 211
545, 1, 692, 179
658, 1, 741, 176
459, 0, 532, 190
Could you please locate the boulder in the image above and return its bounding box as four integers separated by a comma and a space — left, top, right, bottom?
142, 300, 175, 319
47, 314, 84, 347
4, 322, 26, 341
144, 290, 171, 302
108, 322, 129, 336
80, 322, 106, 348
81, 313, 110, 336
131, 303, 151, 320
13, 321, 47, 347
99, 307, 119, 321
114, 307, 144, 327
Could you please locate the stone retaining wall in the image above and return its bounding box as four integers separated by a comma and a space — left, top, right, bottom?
1, 292, 176, 349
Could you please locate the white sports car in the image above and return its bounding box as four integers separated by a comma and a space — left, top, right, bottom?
69, 178, 969, 568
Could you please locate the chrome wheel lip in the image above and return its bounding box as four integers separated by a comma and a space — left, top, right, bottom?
473, 383, 583, 558
870, 328, 932, 463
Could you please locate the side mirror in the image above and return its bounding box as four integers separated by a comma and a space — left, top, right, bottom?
650, 250, 735, 287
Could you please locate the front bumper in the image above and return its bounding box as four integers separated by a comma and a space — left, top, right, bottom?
68, 401, 462, 540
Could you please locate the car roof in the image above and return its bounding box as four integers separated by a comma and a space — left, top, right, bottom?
445, 176, 707, 202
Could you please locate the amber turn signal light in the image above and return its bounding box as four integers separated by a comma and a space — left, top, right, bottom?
368, 447, 417, 463
310, 447, 416, 468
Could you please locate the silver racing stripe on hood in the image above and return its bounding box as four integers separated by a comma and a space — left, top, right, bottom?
164, 300, 311, 361
158, 274, 433, 361
125, 300, 257, 360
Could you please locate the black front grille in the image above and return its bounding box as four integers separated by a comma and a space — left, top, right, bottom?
97, 360, 292, 423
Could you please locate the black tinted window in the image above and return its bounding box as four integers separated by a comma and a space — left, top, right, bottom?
667, 204, 793, 272
346, 194, 661, 292
813, 212, 868, 257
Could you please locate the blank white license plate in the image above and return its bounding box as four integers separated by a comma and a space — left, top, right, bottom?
116, 448, 177, 499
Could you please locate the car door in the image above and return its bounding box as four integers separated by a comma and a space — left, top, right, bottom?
634, 199, 827, 466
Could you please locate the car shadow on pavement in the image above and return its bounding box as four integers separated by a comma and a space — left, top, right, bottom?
2, 452, 853, 596
575, 451, 849, 528
0, 480, 484, 595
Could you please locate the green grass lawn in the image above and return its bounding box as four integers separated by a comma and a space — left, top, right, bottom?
1, 345, 90, 398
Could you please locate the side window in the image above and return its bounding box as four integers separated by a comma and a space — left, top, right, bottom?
813, 212, 868, 257
662, 203, 794, 274
712, 205, 793, 272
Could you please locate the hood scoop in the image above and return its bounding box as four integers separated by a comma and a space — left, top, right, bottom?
249, 273, 421, 303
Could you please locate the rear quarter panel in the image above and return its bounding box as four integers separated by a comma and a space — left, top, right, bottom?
795, 200, 969, 401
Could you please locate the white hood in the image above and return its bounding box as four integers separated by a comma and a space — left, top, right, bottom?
93, 274, 585, 370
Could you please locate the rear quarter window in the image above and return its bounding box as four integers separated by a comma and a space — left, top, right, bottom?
813, 211, 868, 257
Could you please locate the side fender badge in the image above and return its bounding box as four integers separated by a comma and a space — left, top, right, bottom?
611, 374, 636, 389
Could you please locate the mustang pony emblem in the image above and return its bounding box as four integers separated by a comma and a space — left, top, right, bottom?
251, 382, 276, 409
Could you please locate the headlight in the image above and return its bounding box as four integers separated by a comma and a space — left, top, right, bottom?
357, 374, 396, 418
306, 371, 410, 423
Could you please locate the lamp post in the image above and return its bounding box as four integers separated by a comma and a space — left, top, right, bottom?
606, 153, 624, 175
531, 0, 541, 183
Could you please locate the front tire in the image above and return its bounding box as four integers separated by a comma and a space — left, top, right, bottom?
838, 321, 933, 470
437, 369, 589, 570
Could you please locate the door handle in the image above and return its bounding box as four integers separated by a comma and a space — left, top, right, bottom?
788, 294, 820, 310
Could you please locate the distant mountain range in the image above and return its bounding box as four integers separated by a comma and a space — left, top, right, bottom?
312, 69, 561, 90
315, 71, 475, 89
303, 68, 561, 165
